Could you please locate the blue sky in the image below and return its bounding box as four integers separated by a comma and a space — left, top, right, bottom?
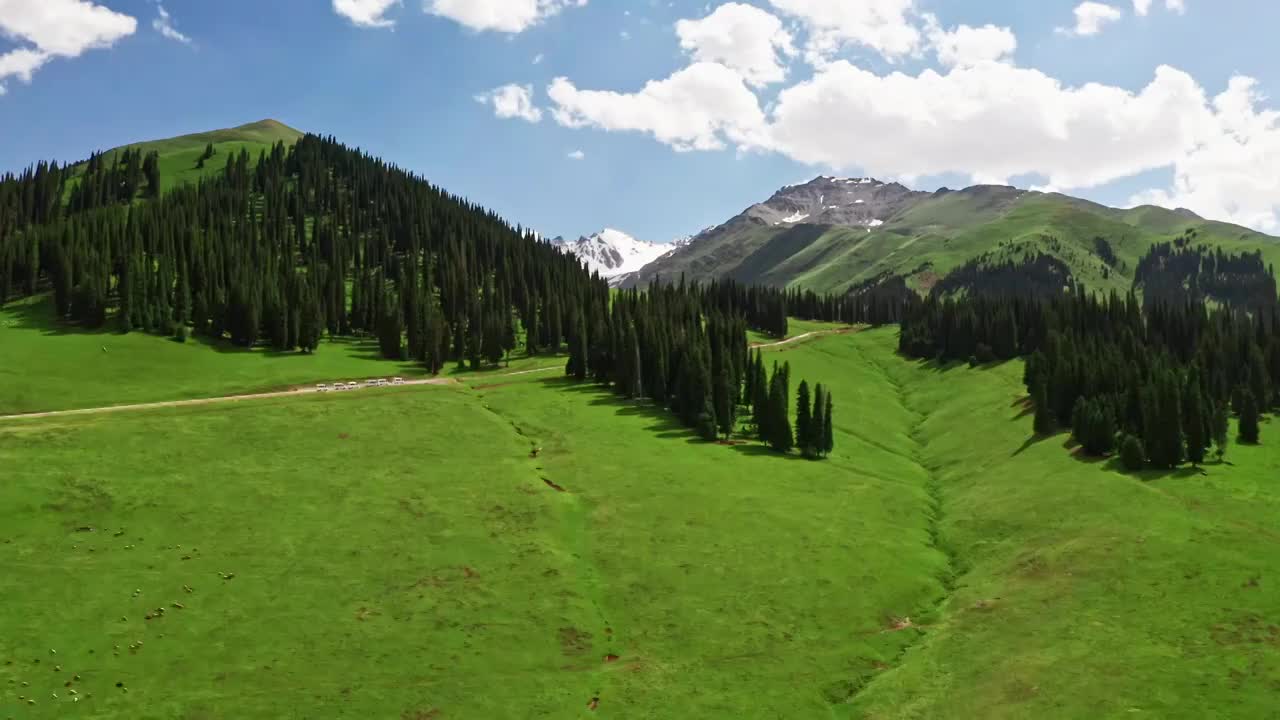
3, 0, 1280, 241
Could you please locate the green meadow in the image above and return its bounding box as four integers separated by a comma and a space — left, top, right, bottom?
62, 119, 304, 197
0, 295, 561, 414
2, 327, 1278, 718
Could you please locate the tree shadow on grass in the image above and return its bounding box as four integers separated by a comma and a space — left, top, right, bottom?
543, 377, 814, 461
1064, 439, 1210, 480
3, 295, 114, 337
900, 353, 1019, 376
1012, 430, 1060, 456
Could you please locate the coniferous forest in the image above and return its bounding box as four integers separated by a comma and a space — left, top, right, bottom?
898, 245, 1280, 470
0, 134, 834, 457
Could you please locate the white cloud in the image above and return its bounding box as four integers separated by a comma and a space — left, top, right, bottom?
332, 0, 400, 28
532, 52, 544, 64
767, 61, 1209, 190
767, 0, 920, 63
0, 0, 136, 94
1061, 2, 1124, 36
1135, 0, 1186, 16
926, 19, 1016, 67
567, 149, 585, 160
427, 0, 587, 33
1132, 77, 1280, 231
152, 4, 191, 45
547, 62, 768, 152
0, 47, 49, 89
475, 83, 543, 122
675, 3, 795, 87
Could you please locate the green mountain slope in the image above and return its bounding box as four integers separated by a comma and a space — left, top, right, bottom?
628, 178, 1280, 294
67, 118, 303, 191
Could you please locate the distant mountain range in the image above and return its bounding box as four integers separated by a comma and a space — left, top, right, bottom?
548, 229, 690, 286
618, 175, 1280, 295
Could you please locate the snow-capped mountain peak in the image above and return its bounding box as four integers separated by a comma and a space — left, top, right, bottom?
548, 228, 679, 281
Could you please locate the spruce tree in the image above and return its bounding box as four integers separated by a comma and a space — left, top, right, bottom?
1032, 379, 1053, 435
1239, 390, 1261, 444
567, 314, 588, 381
1212, 402, 1230, 461
1183, 371, 1209, 465
1120, 434, 1146, 472
715, 369, 736, 439
822, 390, 834, 457
768, 371, 793, 454
811, 384, 826, 458
796, 380, 814, 457
697, 397, 719, 441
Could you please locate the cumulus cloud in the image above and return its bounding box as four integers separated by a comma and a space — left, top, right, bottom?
1061, 2, 1124, 36
547, 62, 768, 152
512, 0, 1268, 229
152, 4, 191, 45
0, 47, 49, 91
767, 0, 920, 64
768, 62, 1212, 190
332, 0, 400, 28
567, 149, 585, 160
427, 0, 587, 33
675, 3, 795, 87
475, 83, 543, 122
1131, 77, 1280, 231
0, 0, 136, 94
1135, 0, 1186, 16
926, 19, 1016, 67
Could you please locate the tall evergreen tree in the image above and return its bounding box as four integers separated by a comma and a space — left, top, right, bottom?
1032, 378, 1054, 435
1183, 369, 1209, 465
1212, 402, 1230, 461
811, 384, 827, 458
767, 369, 793, 454
796, 380, 814, 457
1239, 390, 1261, 444
821, 389, 834, 457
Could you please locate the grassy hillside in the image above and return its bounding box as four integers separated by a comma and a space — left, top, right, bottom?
3, 328, 1277, 717
642, 184, 1280, 295
64, 119, 303, 192
0, 294, 559, 415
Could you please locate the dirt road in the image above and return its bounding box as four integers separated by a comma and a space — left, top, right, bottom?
0, 365, 562, 423
750, 326, 859, 349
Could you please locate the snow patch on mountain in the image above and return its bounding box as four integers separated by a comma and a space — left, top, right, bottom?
548, 228, 684, 282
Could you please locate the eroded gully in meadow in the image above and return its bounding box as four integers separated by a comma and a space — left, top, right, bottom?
471, 391, 615, 708
848, 339, 960, 699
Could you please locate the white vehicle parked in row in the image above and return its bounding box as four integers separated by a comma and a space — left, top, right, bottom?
316, 384, 330, 393
346, 382, 359, 390
392, 377, 405, 386
376, 378, 388, 387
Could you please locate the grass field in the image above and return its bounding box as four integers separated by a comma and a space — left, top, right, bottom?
0, 294, 562, 414
3, 328, 1278, 717
746, 317, 850, 346
62, 120, 303, 198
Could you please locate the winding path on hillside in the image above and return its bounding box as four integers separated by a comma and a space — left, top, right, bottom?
0, 366, 562, 423
750, 326, 860, 349
4, 328, 860, 422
